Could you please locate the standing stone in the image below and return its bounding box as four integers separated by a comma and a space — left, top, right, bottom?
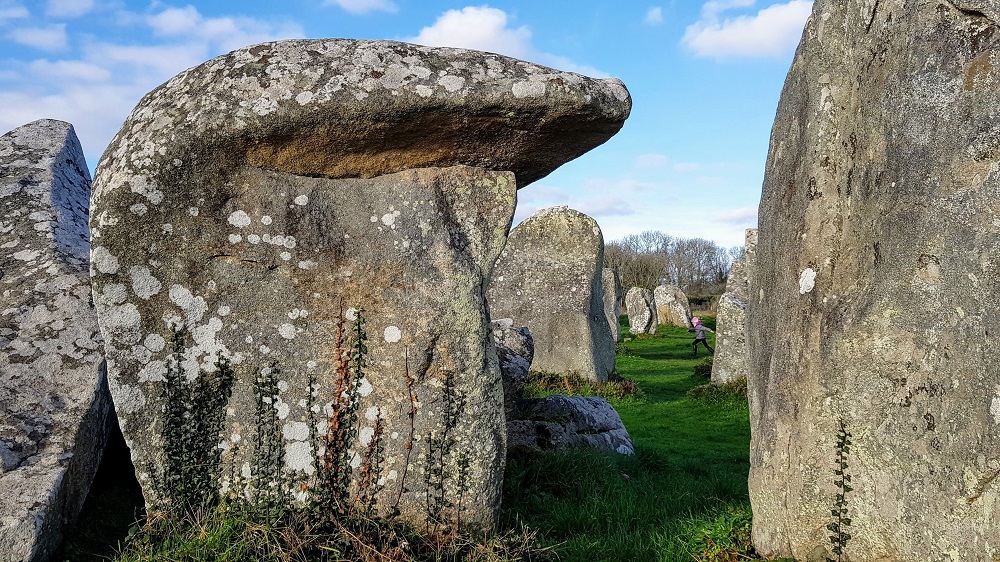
487, 206, 615, 382
749, 2, 1000, 560
653, 284, 692, 328
624, 287, 657, 335
711, 228, 757, 386
0, 120, 111, 562
90, 39, 630, 531
602, 268, 623, 343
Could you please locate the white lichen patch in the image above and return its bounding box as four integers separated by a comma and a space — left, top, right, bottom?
294, 195, 308, 206
345, 307, 358, 321
990, 397, 1000, 424
284, 441, 314, 473
359, 426, 375, 446
261, 215, 273, 225
227, 210, 252, 228
168, 284, 208, 323
228, 234, 242, 243
799, 268, 817, 294
384, 325, 402, 343
283, 421, 310, 441
357, 377, 373, 397
144, 333, 166, 352
512, 80, 546, 98
381, 209, 401, 227
278, 323, 296, 339
129, 265, 162, 299
364, 406, 381, 421
91, 246, 120, 274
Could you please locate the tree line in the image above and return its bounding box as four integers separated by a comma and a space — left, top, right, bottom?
604, 230, 743, 296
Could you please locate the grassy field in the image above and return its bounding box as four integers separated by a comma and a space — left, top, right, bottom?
57, 316, 755, 561
501, 317, 755, 561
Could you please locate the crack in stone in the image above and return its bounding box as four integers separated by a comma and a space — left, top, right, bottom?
944, 0, 999, 25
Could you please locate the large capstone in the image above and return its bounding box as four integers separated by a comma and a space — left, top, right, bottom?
91, 39, 630, 532
653, 284, 692, 328
748, 2, 1000, 559
711, 228, 756, 386
624, 287, 657, 336
0, 120, 111, 562
487, 206, 616, 382
602, 268, 623, 343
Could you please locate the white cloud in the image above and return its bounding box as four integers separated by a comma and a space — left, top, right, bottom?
9, 24, 68, 51
323, 0, 398, 14
0, 4, 29, 24
715, 206, 758, 226
635, 153, 669, 169
644, 7, 663, 25
683, 0, 812, 58
28, 59, 111, 82
410, 6, 607, 77
46, 0, 94, 18
673, 162, 703, 172
145, 6, 304, 53
412, 6, 532, 58
0, 4, 305, 169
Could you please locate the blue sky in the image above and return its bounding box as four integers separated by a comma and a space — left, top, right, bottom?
0, 0, 812, 247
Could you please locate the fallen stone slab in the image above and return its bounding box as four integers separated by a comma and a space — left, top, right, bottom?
507, 395, 634, 456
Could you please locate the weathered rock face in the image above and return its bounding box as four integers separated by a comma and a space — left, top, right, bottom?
653, 285, 691, 328
748, 2, 1000, 559
711, 229, 756, 386
0, 120, 111, 562
91, 39, 629, 532
487, 206, 615, 382
624, 287, 656, 335
602, 268, 622, 343
507, 395, 634, 456
491, 318, 534, 417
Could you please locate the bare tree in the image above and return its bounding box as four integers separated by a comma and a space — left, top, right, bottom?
605, 231, 741, 296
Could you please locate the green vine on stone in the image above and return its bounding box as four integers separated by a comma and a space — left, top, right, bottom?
158, 324, 235, 513
252, 360, 287, 513
827, 419, 853, 562
424, 369, 467, 534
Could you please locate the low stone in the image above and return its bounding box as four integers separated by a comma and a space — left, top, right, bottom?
653, 285, 691, 328
602, 268, 623, 343
492, 319, 533, 417
0, 120, 111, 562
507, 395, 634, 456
487, 206, 615, 382
625, 287, 657, 335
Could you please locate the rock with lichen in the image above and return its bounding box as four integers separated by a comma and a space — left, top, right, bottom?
624, 287, 656, 336
90, 38, 630, 531
748, 1, 1000, 559
0, 119, 112, 562
653, 284, 691, 328
491, 318, 533, 417
602, 268, 623, 343
486, 206, 616, 382
506, 395, 634, 456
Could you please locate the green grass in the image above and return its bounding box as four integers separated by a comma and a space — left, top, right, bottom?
57, 316, 756, 561
501, 319, 756, 561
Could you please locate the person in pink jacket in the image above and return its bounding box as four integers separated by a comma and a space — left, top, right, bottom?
689, 316, 714, 356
